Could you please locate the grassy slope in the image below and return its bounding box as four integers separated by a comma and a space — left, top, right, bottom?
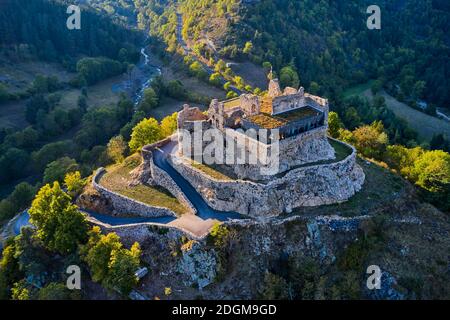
342, 80, 375, 99
99, 154, 187, 216
362, 90, 450, 141
0, 59, 124, 129
343, 81, 450, 141
289, 158, 406, 217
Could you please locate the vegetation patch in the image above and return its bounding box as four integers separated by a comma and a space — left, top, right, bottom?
190, 160, 234, 181
288, 158, 405, 217
99, 154, 187, 216
343, 80, 376, 99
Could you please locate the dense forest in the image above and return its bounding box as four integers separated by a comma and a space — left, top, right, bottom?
147, 0, 450, 111
0, 0, 141, 65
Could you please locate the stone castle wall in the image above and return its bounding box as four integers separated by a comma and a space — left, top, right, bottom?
92, 168, 177, 218
141, 140, 197, 215
209, 126, 336, 181
169, 139, 365, 218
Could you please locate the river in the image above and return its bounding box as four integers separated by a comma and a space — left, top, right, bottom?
111, 46, 162, 106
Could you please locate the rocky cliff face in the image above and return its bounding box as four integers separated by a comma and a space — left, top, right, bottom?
131, 187, 449, 300
75, 183, 114, 215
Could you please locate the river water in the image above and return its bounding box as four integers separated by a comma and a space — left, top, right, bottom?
111, 46, 161, 106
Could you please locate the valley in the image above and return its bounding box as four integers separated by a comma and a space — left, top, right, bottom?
0, 0, 448, 303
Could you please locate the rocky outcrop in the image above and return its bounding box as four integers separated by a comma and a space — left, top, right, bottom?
76, 184, 114, 215
177, 241, 218, 289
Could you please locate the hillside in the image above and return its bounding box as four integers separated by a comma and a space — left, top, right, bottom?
142, 0, 449, 111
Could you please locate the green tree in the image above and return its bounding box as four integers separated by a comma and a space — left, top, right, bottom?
343, 106, 362, 129
107, 135, 128, 163
64, 171, 86, 198
412, 150, 450, 193
29, 182, 88, 254
38, 282, 79, 300
0, 148, 30, 182
260, 272, 289, 300
0, 243, 22, 299
43, 157, 79, 184
0, 199, 17, 222
215, 59, 227, 73
0, 83, 9, 102
129, 118, 162, 152
309, 81, 320, 95
9, 182, 36, 211
243, 41, 253, 54
105, 242, 141, 294
160, 112, 178, 137
165, 80, 186, 99
371, 80, 383, 95
80, 227, 141, 295
262, 61, 272, 73
209, 72, 222, 87
412, 80, 426, 100
31, 140, 74, 172
207, 223, 230, 249
353, 122, 388, 159
226, 91, 238, 99
11, 280, 30, 300
279, 66, 299, 89
224, 81, 231, 91
138, 87, 159, 114
189, 61, 207, 79
328, 112, 343, 138
80, 227, 121, 283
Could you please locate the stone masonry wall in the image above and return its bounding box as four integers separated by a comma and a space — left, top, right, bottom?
92, 168, 177, 218
169, 139, 365, 218
85, 216, 206, 246
218, 127, 336, 181
142, 141, 197, 215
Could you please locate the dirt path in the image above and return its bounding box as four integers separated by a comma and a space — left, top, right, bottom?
168, 214, 217, 238
362, 89, 450, 141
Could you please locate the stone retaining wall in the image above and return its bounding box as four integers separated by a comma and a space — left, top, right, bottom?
85, 216, 207, 245
169, 139, 365, 217
142, 139, 197, 215
92, 168, 177, 218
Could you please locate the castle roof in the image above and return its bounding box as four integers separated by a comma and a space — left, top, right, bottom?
247, 105, 321, 129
